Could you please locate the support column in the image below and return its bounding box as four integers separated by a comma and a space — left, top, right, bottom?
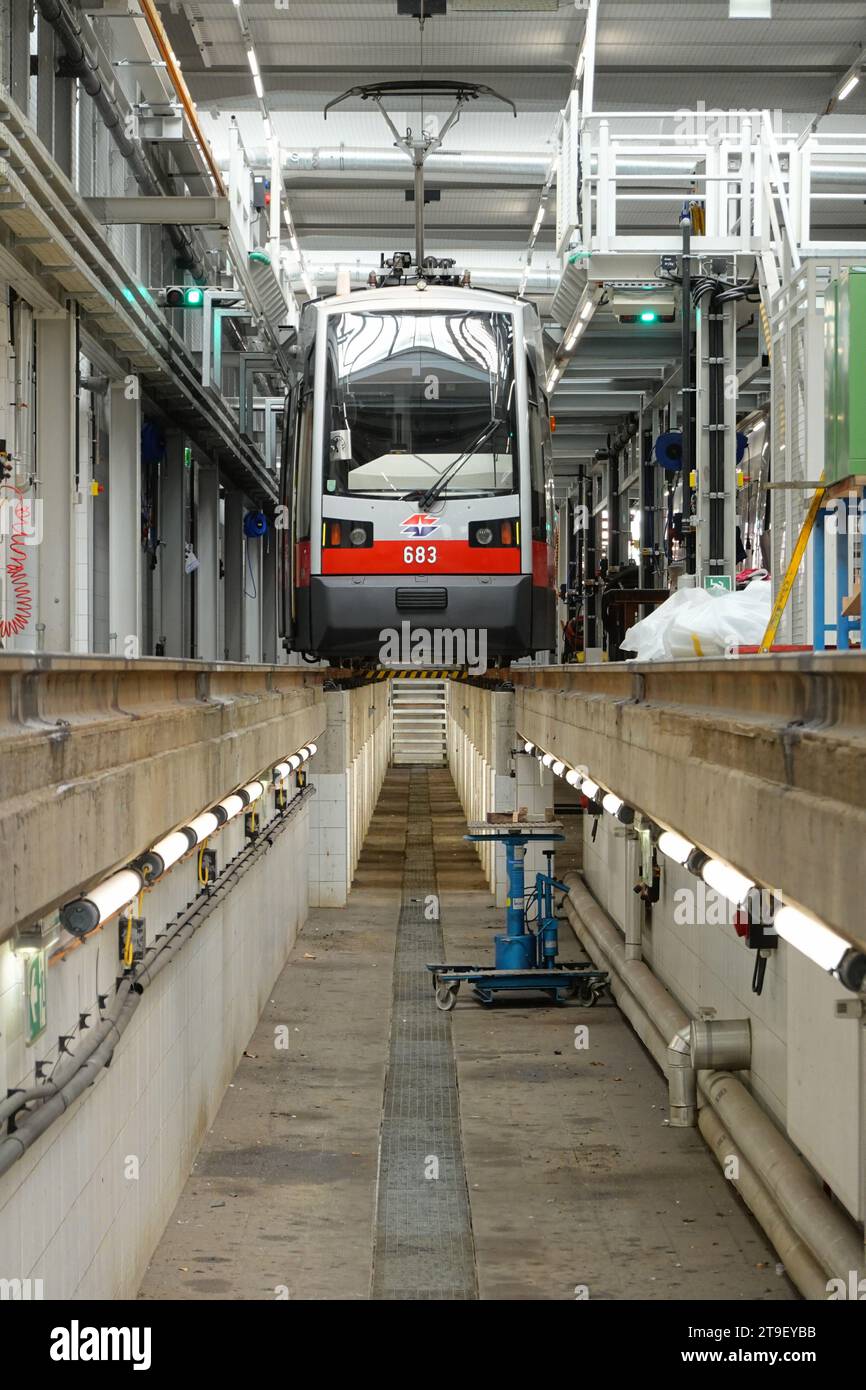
261, 526, 279, 664
623, 833, 643, 962
244, 530, 262, 664
160, 431, 190, 658
195, 463, 219, 662
36, 314, 76, 653
108, 383, 142, 657
35, 18, 72, 171
224, 489, 245, 661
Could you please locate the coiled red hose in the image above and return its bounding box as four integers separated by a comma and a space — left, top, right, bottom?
0, 486, 34, 638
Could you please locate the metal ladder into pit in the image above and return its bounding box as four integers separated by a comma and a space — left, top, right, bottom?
390, 678, 447, 766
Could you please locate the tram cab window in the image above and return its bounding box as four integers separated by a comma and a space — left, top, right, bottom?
322, 310, 517, 498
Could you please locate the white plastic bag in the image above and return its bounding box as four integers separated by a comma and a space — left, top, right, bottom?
621, 578, 771, 661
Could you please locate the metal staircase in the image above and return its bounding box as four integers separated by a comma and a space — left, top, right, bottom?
390, 679, 447, 766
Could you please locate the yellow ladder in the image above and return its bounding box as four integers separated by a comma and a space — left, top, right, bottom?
759, 478, 826, 652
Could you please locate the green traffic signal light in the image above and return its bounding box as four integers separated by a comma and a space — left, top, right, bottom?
639, 309, 658, 323
184, 286, 204, 307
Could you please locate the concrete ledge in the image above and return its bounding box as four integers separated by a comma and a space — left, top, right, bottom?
0, 655, 326, 941
513, 655, 866, 950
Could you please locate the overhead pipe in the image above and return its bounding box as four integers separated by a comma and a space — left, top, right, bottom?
302, 264, 559, 294
36, 0, 201, 274
280, 147, 550, 179
560, 870, 865, 1294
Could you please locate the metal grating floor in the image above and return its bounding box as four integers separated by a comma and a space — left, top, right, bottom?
370, 768, 478, 1300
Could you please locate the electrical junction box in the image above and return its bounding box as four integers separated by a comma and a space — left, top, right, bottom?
824, 267, 866, 484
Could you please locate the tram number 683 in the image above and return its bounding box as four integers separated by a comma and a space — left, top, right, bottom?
403, 545, 438, 565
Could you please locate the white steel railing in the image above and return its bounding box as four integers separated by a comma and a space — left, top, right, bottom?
557, 106, 866, 275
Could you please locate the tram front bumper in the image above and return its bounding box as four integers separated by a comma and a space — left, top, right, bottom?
308, 573, 533, 661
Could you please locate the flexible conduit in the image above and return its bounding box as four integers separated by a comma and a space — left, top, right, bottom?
0, 786, 313, 1177
560, 870, 864, 1297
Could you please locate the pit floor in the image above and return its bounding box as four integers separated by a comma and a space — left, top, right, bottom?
138, 767, 796, 1302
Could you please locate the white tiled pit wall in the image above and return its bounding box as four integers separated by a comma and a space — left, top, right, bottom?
446, 704, 555, 907
583, 809, 864, 1223
307, 688, 390, 907
0, 790, 311, 1298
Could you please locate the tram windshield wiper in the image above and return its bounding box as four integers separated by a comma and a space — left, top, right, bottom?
413, 418, 502, 510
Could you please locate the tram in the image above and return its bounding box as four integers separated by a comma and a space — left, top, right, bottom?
278, 272, 556, 662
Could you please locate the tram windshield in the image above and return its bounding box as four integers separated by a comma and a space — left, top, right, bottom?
322, 308, 517, 498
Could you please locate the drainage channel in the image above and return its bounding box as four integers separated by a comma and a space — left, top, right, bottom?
370, 767, 478, 1300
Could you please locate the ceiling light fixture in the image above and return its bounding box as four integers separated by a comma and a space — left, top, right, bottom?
837, 73, 860, 102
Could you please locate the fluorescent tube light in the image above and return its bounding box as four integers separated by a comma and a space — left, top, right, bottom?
701, 858, 755, 905
186, 811, 220, 843
658, 830, 694, 865
774, 905, 848, 973
61, 868, 143, 937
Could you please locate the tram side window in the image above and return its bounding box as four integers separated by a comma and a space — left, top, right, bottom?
527, 360, 546, 540
294, 354, 314, 539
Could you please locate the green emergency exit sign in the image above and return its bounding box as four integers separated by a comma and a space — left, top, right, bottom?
24, 950, 47, 1045
704, 575, 732, 592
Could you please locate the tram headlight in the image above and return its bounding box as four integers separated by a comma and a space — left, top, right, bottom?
323, 518, 372, 548
469, 519, 519, 547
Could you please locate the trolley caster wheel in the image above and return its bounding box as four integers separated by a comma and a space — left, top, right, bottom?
578, 985, 598, 1007
435, 983, 458, 1012
472, 987, 495, 1007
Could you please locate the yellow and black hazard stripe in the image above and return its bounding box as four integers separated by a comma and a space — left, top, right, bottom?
360, 667, 472, 682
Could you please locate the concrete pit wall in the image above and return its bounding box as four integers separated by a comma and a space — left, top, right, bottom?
308, 682, 390, 907
514, 659, 866, 1235
0, 788, 312, 1299
0, 656, 327, 1298
0, 656, 325, 943
446, 683, 553, 905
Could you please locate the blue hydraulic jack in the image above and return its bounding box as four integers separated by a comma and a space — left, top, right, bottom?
427, 823, 609, 1010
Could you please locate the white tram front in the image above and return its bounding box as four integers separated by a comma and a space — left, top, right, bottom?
279, 281, 556, 663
